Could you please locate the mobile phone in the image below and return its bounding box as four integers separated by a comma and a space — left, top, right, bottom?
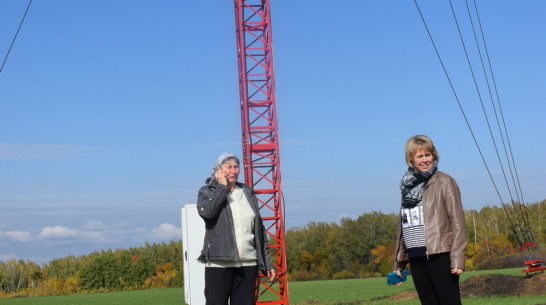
387, 269, 407, 285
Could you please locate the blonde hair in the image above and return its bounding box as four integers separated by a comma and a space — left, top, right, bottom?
405, 135, 439, 168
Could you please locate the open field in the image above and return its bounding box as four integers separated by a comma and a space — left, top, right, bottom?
286, 269, 546, 305
0, 288, 183, 305
0, 268, 543, 305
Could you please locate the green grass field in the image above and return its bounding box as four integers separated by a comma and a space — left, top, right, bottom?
0, 268, 543, 305
0, 289, 183, 305
286, 269, 546, 305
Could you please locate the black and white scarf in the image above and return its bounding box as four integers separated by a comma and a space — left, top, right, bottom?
400, 161, 438, 208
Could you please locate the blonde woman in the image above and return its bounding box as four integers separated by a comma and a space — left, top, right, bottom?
393, 135, 467, 305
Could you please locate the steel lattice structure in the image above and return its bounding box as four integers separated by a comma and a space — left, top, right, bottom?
234, 0, 288, 304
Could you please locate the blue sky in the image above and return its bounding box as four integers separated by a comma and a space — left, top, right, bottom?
1, 1, 544, 264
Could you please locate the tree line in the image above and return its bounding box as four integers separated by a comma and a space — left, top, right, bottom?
0, 240, 183, 297
283, 200, 545, 281
0, 200, 544, 297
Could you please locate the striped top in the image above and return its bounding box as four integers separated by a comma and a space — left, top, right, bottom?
401, 203, 426, 257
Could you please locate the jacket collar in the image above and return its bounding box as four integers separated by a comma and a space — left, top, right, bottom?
208, 178, 245, 189
426, 171, 441, 186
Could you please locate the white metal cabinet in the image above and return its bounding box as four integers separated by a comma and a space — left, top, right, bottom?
181, 204, 206, 305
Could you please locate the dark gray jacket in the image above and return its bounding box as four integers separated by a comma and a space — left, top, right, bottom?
196, 179, 274, 272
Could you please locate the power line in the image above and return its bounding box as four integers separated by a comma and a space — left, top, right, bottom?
411, 0, 504, 204
452, 0, 534, 247
0, 0, 33, 74
468, 0, 535, 249
412, 0, 529, 248
471, 0, 526, 207
457, 0, 518, 206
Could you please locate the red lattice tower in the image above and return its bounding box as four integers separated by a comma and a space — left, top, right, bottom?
234, 0, 288, 304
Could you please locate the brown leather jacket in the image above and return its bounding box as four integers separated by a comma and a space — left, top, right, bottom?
393, 171, 467, 271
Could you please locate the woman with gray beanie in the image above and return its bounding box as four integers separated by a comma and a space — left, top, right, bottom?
197, 153, 275, 305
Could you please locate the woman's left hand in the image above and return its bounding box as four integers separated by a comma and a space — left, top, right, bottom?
267, 268, 276, 282
451, 268, 463, 275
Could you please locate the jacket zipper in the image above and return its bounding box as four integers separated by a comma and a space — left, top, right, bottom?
424, 180, 430, 261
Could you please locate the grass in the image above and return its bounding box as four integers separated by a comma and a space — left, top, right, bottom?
286, 268, 545, 305
0, 289, 185, 305
0, 268, 543, 305
286, 277, 413, 303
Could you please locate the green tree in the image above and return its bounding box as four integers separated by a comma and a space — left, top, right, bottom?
79, 250, 122, 290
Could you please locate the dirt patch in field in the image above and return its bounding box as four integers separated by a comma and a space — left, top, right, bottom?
460, 272, 546, 297
375, 290, 419, 301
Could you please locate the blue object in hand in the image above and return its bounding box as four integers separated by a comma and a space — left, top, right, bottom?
387, 269, 407, 285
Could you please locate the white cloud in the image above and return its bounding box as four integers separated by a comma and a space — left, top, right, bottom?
1, 222, 182, 263
0, 230, 33, 243
150, 223, 181, 240
39, 226, 79, 239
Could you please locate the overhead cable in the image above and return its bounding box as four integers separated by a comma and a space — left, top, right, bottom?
411, 0, 504, 204
0, 0, 33, 74
462, 0, 534, 245
448, 0, 530, 242
470, 0, 527, 207
412, 0, 523, 246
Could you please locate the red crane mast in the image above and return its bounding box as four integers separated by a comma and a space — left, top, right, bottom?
233, 1, 288, 304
